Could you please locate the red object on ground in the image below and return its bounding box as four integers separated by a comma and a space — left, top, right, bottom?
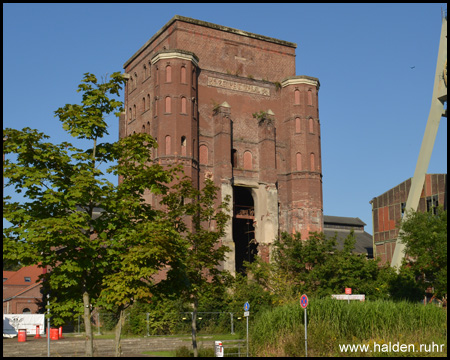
59, 326, 64, 339
34, 325, 42, 339
18, 329, 27, 342
50, 328, 59, 340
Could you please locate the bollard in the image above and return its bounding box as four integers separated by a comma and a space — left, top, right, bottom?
34, 325, 42, 339
58, 326, 64, 339
18, 329, 27, 342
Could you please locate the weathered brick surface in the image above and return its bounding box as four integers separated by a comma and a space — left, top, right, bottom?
370, 174, 447, 265
121, 16, 324, 273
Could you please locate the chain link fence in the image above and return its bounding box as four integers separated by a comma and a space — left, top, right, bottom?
68, 311, 244, 337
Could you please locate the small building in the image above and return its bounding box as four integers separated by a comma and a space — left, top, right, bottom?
3, 265, 46, 314
323, 215, 373, 258
370, 173, 447, 265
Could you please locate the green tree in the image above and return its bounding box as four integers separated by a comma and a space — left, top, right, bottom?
160, 177, 231, 357
399, 206, 447, 300
267, 231, 391, 300
3, 72, 177, 356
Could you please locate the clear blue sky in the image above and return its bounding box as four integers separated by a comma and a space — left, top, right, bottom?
3, 3, 447, 234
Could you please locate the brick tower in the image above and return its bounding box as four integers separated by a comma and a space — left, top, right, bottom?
120, 16, 323, 275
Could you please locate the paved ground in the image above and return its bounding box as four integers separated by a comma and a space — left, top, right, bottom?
3, 336, 218, 357
3, 335, 225, 357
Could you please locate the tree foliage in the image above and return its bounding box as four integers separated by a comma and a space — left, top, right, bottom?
159, 177, 232, 357
3, 72, 178, 356
399, 206, 447, 299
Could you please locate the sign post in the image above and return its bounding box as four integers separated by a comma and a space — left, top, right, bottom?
244, 302, 250, 357
300, 294, 308, 357
345, 288, 352, 304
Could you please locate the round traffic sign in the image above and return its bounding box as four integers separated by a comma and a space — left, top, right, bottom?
300, 294, 308, 309
244, 302, 250, 311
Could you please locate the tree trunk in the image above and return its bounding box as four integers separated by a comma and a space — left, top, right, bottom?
191, 297, 198, 357
114, 309, 125, 357
83, 291, 94, 357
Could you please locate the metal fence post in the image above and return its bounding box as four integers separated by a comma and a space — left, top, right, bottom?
97, 313, 101, 335
146, 313, 149, 337
230, 312, 234, 334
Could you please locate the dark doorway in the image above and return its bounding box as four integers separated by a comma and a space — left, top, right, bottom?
233, 186, 257, 275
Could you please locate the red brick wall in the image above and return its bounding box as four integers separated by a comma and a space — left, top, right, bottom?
372, 174, 447, 265
121, 16, 324, 269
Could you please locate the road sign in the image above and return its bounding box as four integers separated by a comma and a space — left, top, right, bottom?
244, 302, 250, 311
300, 294, 308, 309
345, 288, 352, 295
244, 311, 249, 317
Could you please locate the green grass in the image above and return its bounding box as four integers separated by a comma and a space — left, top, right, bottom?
142, 350, 176, 357
251, 298, 447, 357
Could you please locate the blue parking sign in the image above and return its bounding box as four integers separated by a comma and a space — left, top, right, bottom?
244, 302, 250, 311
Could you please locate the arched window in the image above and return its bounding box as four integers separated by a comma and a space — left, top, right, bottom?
165, 135, 171, 155
142, 97, 146, 113
165, 96, 171, 113
134, 73, 138, 90
181, 136, 187, 156
147, 94, 150, 112
181, 97, 187, 114
295, 117, 301, 133
133, 104, 136, 120
143, 64, 147, 79
128, 107, 132, 121
155, 66, 159, 85
181, 66, 187, 83
142, 124, 145, 133
294, 89, 300, 104
232, 149, 238, 168
309, 118, 314, 133
307, 89, 313, 106
147, 121, 150, 135
22, 308, 31, 314
310, 153, 315, 171
296, 153, 302, 171
165, 65, 172, 83
199, 144, 208, 164
129, 77, 134, 93
243, 151, 252, 170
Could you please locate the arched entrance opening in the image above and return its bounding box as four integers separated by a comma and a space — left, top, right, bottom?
233, 186, 257, 275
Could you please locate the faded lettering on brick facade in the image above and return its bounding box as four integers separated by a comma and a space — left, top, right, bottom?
207, 77, 270, 96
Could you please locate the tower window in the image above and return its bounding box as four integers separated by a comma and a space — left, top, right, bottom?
181, 136, 187, 156
165, 135, 171, 155
310, 153, 315, 171
181, 66, 187, 83
199, 144, 208, 165
307, 89, 313, 105
232, 149, 238, 168
295, 117, 301, 133
165, 65, 172, 83
181, 97, 187, 114
165, 96, 172, 113
243, 151, 252, 170
296, 153, 302, 171
294, 89, 300, 104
